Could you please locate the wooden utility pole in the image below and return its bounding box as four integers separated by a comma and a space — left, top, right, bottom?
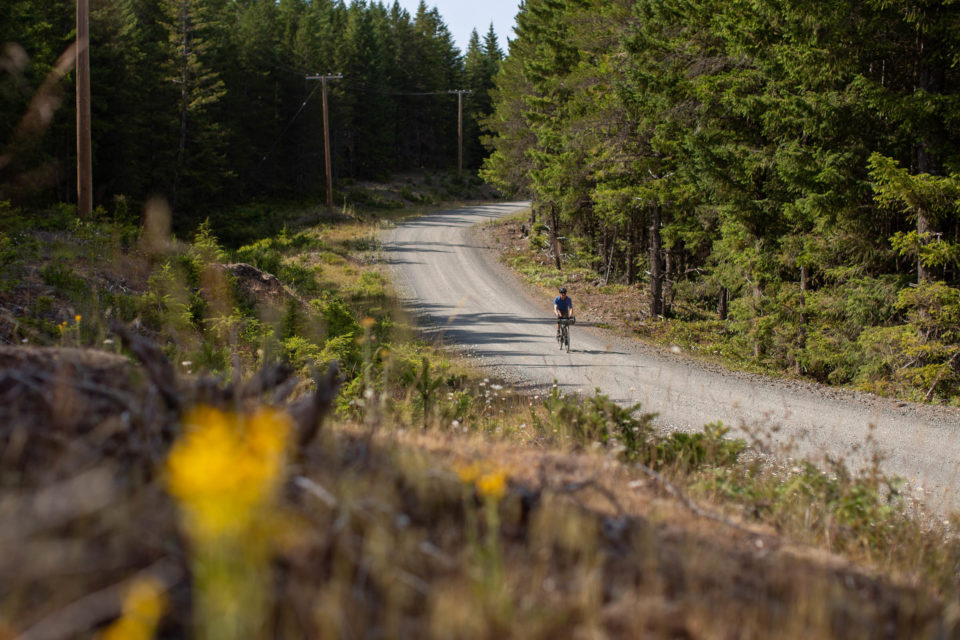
76, 0, 92, 218
448, 90, 472, 176
307, 73, 342, 209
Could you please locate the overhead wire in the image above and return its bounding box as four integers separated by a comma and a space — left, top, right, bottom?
257, 80, 322, 167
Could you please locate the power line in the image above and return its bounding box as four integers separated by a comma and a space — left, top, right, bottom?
387, 91, 461, 96
257, 80, 323, 167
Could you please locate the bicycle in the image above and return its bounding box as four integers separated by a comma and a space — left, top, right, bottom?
557, 316, 574, 352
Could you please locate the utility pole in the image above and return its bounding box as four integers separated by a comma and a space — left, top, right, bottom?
448, 90, 472, 176
307, 73, 342, 209
76, 0, 92, 218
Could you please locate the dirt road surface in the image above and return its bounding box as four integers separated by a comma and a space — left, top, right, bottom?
384, 202, 960, 512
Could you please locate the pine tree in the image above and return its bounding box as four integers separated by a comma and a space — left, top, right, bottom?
158, 0, 230, 215
462, 26, 502, 171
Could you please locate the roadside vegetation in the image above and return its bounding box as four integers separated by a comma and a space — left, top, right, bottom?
2, 190, 960, 638
488, 212, 960, 408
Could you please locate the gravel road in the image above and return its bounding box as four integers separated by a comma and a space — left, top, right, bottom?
384, 202, 960, 512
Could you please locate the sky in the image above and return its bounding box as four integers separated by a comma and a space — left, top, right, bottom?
392, 0, 521, 54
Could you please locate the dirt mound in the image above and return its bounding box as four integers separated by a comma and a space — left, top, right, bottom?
217, 262, 305, 310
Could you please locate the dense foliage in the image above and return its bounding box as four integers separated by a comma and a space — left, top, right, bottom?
483, 0, 960, 401
0, 0, 503, 219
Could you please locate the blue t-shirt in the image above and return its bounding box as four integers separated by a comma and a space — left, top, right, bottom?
554, 295, 573, 314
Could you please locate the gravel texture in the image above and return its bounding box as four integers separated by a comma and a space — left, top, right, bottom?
384, 202, 960, 512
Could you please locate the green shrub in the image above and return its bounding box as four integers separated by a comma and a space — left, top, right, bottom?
236, 239, 283, 275
40, 264, 89, 300
284, 335, 323, 372
537, 387, 746, 470
318, 251, 346, 265
852, 282, 960, 400
347, 271, 386, 301
538, 385, 657, 462
655, 422, 745, 472
528, 233, 547, 251
319, 333, 360, 374
193, 337, 230, 374
312, 295, 361, 340
34, 295, 55, 314
0, 233, 17, 270
138, 262, 194, 333
279, 262, 320, 295
189, 220, 225, 266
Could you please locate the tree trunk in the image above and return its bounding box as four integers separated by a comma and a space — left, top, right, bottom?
664, 247, 674, 316
915, 25, 945, 284
799, 265, 808, 335
916, 205, 934, 284
626, 218, 636, 285
174, 1, 190, 212
718, 287, 728, 321
752, 280, 763, 359
549, 204, 562, 271
604, 226, 617, 286
649, 204, 662, 319
797, 265, 808, 374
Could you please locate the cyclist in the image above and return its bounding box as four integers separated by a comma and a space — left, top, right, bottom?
554, 287, 573, 338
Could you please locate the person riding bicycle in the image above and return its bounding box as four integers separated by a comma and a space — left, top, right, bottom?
554, 287, 573, 337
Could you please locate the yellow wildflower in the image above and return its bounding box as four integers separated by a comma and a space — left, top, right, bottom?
455, 462, 483, 485
476, 471, 507, 501
75, 314, 82, 323
455, 462, 508, 501
98, 577, 166, 640
166, 405, 292, 541
360, 316, 376, 329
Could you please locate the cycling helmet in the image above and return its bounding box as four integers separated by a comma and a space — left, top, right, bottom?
558, 287, 567, 294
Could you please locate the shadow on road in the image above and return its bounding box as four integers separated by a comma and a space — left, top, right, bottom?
403, 304, 630, 357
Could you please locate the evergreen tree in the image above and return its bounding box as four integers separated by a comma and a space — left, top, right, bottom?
158, 0, 230, 215
462, 25, 502, 170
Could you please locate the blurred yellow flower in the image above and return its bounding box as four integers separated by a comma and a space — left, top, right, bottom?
75, 314, 82, 323
98, 578, 166, 640
476, 471, 507, 501
166, 405, 292, 541
455, 462, 508, 501
455, 462, 483, 485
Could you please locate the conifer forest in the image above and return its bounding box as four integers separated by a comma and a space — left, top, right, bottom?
482, 0, 960, 401
1, 0, 503, 213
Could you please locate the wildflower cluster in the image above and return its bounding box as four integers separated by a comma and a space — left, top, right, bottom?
57, 314, 82, 333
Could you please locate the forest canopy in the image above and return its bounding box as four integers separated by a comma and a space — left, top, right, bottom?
481, 0, 960, 401
0, 0, 503, 218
